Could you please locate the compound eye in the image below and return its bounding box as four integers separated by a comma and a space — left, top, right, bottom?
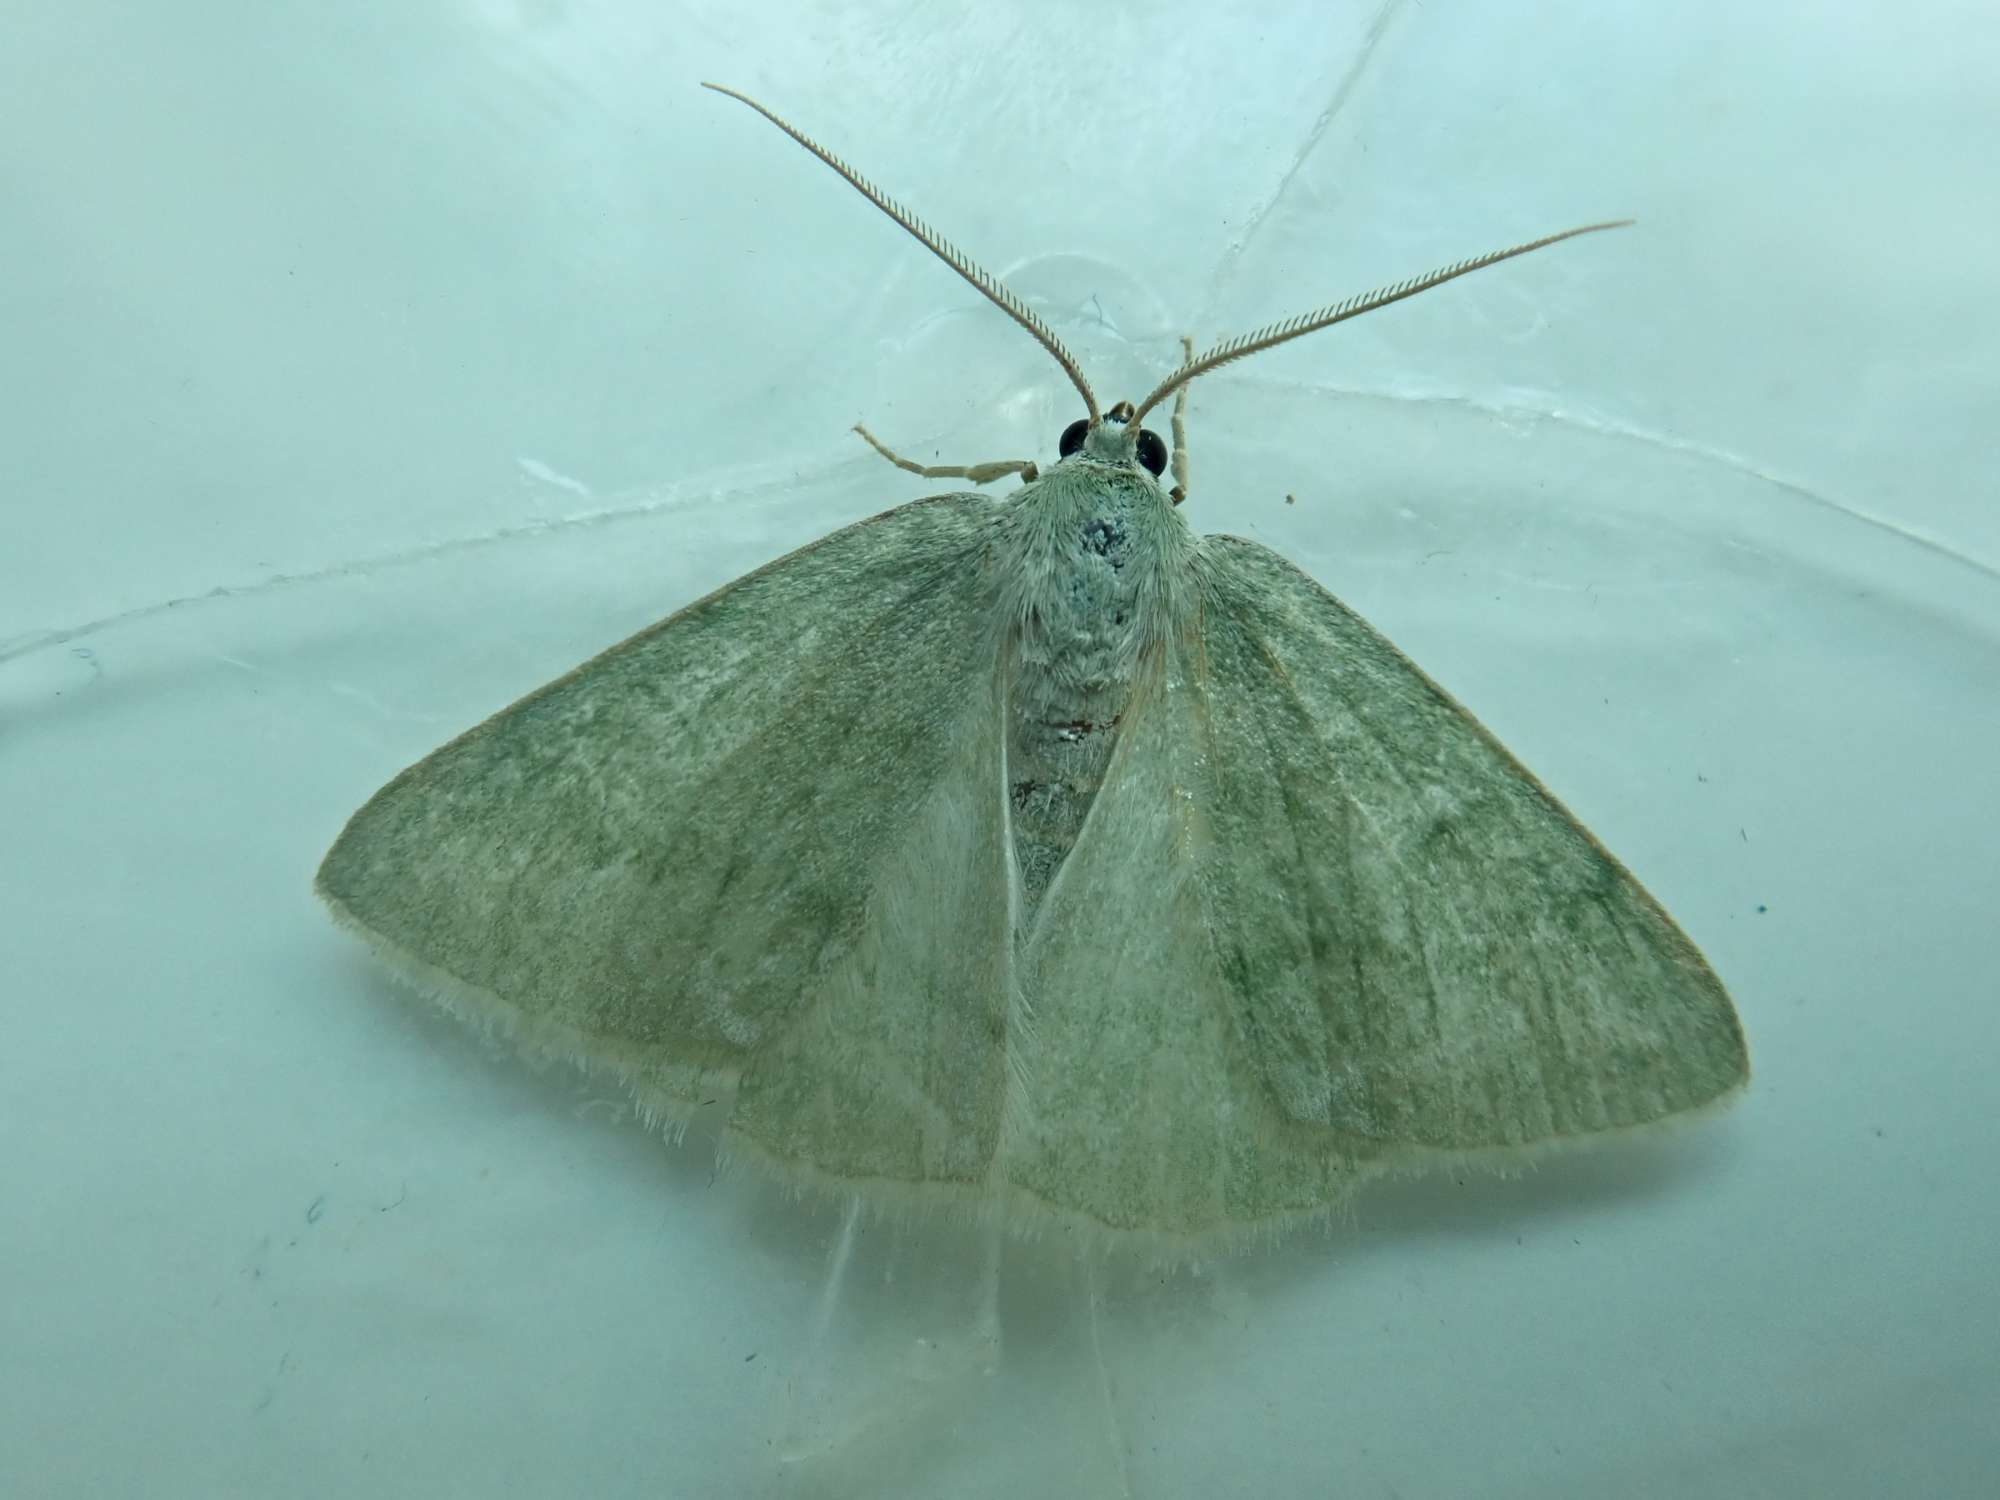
1135, 427, 1167, 477
1058, 418, 1089, 457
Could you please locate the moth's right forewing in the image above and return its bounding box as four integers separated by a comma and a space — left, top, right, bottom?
316, 494, 1014, 1157
1188, 536, 1748, 1157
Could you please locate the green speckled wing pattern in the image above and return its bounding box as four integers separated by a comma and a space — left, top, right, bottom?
1181, 536, 1748, 1155
1007, 534, 1745, 1235
317, 493, 1015, 1177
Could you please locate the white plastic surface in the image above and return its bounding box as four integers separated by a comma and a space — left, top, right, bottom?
4, 3, 1996, 1496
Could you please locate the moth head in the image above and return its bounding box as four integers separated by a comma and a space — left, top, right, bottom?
1058, 402, 1169, 479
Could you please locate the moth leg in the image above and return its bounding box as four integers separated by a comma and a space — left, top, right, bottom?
853, 424, 1039, 485
1168, 335, 1193, 504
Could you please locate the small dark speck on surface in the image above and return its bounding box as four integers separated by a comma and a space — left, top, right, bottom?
1081, 517, 1125, 560
745, 1352, 758, 1362
1756, 904, 1768, 914
305, 1194, 326, 1224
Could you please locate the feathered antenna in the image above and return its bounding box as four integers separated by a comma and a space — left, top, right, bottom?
704, 83, 1100, 423
1128, 220, 1632, 423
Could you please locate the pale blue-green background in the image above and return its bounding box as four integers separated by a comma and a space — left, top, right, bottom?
4, 3, 1994, 1496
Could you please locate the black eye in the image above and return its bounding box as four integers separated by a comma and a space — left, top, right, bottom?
1059, 418, 1089, 457
1135, 427, 1167, 477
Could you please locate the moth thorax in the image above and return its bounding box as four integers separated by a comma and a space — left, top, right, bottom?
1005, 504, 1150, 922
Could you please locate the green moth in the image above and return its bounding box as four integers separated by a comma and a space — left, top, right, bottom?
317, 85, 1748, 1256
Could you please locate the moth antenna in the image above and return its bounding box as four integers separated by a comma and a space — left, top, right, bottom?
704, 83, 1101, 423
1128, 220, 1632, 423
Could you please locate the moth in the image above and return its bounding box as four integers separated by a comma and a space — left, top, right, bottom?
317, 85, 1748, 1254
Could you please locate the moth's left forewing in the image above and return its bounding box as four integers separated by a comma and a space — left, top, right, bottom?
317, 493, 1020, 1200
